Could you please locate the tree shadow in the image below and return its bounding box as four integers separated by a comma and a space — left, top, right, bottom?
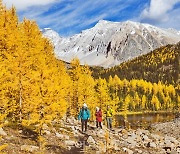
20, 126, 38, 141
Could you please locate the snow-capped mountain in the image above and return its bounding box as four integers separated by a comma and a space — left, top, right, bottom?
42, 28, 62, 49
42, 20, 180, 68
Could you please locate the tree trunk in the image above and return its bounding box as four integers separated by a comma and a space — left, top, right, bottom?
19, 77, 22, 122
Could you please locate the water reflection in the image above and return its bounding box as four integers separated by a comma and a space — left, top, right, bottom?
115, 112, 180, 129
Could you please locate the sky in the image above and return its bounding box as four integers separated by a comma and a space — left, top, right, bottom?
3, 0, 180, 37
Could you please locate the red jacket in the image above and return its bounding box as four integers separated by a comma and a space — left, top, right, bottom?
95, 110, 102, 122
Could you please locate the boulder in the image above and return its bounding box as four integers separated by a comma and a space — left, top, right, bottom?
127, 136, 137, 148
66, 117, 78, 125
121, 129, 129, 139
121, 129, 128, 135
136, 149, 143, 153
89, 144, 99, 151
122, 147, 133, 154
21, 145, 39, 153
63, 135, 70, 140
56, 132, 69, 140
176, 146, 180, 153
96, 129, 105, 138
44, 130, 51, 135
75, 142, 81, 148
87, 136, 96, 145
114, 145, 121, 151
42, 124, 49, 130
97, 141, 106, 153
18, 130, 23, 134
136, 129, 149, 136
164, 140, 175, 149
151, 134, 161, 141
109, 139, 119, 150
64, 140, 76, 146
147, 142, 156, 148
56, 132, 64, 138
163, 146, 172, 153
141, 135, 149, 141
0, 128, 7, 136
165, 136, 178, 144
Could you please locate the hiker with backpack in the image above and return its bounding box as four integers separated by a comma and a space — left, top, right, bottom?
95, 107, 102, 129
78, 103, 90, 132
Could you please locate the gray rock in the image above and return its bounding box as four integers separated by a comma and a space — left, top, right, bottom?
66, 117, 78, 125
149, 142, 157, 148
114, 145, 121, 151
151, 134, 161, 141
163, 146, 172, 153
121, 129, 128, 135
63, 135, 69, 140
127, 136, 137, 148
89, 144, 99, 151
56, 132, 69, 140
18, 130, 23, 134
164, 140, 175, 148
176, 146, 180, 153
87, 136, 96, 145
42, 123, 49, 130
136, 129, 143, 135
96, 129, 105, 138
0, 128, 7, 136
21, 145, 39, 152
44, 130, 51, 135
136, 149, 143, 153
122, 147, 133, 154
64, 140, 76, 146
165, 136, 178, 144
109, 139, 119, 150
56, 132, 64, 138
142, 135, 149, 141
171, 150, 178, 154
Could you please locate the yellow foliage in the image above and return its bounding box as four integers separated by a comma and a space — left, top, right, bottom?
0, 2, 179, 138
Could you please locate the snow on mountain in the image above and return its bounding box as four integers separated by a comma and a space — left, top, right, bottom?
42, 20, 180, 68
42, 28, 62, 53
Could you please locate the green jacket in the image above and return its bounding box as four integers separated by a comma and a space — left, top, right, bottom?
106, 108, 113, 117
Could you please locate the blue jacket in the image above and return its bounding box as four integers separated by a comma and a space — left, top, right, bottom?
78, 108, 90, 120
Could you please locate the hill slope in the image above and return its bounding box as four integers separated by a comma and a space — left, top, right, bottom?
92, 42, 180, 85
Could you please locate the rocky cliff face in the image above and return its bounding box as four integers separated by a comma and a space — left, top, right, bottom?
43, 20, 180, 68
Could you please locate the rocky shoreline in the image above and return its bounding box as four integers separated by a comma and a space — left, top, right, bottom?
0, 118, 180, 154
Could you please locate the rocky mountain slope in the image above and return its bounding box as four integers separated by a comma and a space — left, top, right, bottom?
43, 20, 180, 68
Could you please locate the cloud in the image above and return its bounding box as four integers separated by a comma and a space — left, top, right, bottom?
3, 0, 59, 10
6, 0, 179, 36
15, 0, 137, 36
156, 7, 180, 30
140, 0, 180, 23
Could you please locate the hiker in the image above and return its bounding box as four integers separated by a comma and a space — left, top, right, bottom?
95, 107, 102, 129
106, 105, 113, 129
78, 103, 90, 132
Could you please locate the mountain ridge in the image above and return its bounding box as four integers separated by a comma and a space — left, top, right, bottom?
43, 20, 180, 68
92, 41, 180, 85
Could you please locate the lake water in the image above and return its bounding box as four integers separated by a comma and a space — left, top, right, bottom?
115, 112, 180, 129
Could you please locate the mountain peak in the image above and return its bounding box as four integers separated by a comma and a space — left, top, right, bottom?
97, 19, 109, 24
95, 20, 117, 27
43, 21, 180, 68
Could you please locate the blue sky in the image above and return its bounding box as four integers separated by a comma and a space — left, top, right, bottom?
3, 0, 180, 37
